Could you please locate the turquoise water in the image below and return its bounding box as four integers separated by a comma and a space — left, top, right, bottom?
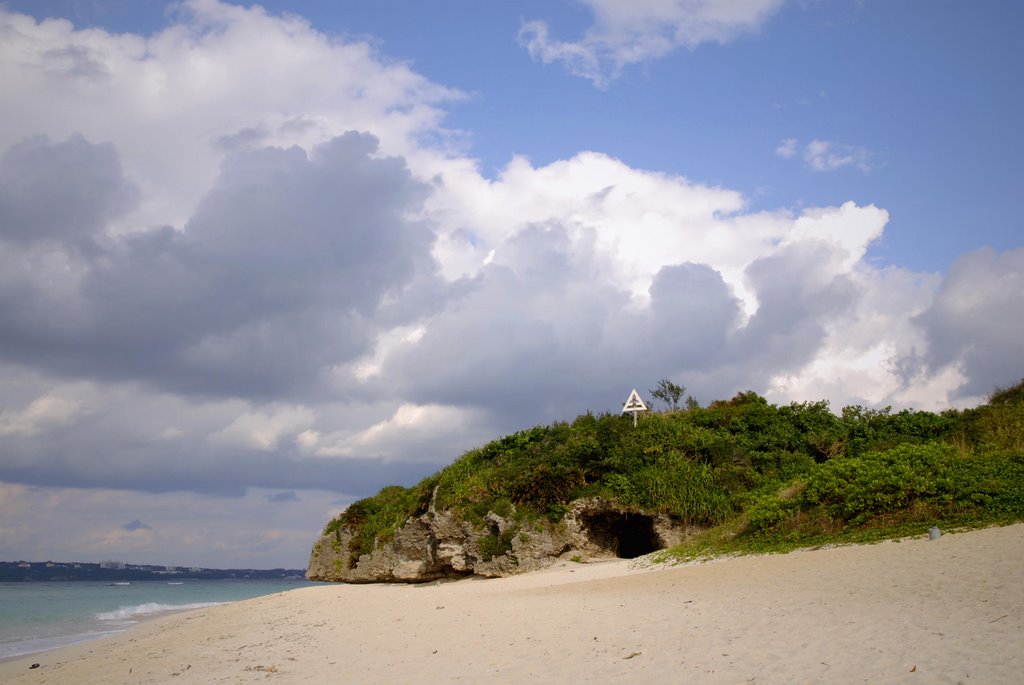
0, 579, 319, 659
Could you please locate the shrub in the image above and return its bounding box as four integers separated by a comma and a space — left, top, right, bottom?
745, 492, 801, 534
800, 443, 957, 524
478, 527, 516, 562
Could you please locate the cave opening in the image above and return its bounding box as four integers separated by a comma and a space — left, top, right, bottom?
581, 511, 661, 559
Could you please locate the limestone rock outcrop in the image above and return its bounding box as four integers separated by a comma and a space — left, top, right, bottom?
306, 497, 701, 583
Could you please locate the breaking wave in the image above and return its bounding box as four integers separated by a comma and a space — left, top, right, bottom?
95, 601, 224, 622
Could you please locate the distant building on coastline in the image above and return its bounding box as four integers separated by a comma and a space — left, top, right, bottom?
99, 560, 125, 570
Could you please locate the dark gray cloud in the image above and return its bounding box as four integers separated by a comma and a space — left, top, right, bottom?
0, 134, 137, 246
645, 262, 741, 368
391, 223, 635, 423
0, 129, 455, 504
122, 519, 151, 531
0, 132, 441, 399
912, 247, 1024, 398
724, 242, 859, 390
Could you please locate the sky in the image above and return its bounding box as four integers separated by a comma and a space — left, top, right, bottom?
0, 0, 1021, 569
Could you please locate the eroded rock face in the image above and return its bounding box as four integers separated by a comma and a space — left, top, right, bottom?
306, 498, 702, 583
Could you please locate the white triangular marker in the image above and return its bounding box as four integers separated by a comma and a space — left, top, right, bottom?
622, 388, 648, 413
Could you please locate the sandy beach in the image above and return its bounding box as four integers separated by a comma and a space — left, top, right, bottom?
2, 524, 1021, 684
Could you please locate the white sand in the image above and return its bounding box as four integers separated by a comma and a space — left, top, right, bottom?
3, 524, 1022, 684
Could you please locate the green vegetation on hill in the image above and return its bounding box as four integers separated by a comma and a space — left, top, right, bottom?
323, 380, 1024, 563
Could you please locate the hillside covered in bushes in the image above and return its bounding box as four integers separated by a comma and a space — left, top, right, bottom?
318, 380, 1024, 569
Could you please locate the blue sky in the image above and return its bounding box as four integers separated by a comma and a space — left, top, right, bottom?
0, 0, 1020, 567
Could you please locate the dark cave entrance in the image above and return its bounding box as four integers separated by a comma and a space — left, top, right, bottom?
580, 511, 661, 559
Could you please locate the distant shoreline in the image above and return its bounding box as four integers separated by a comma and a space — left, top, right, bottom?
0, 561, 305, 583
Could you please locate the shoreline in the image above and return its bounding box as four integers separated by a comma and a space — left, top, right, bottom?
2, 524, 1021, 683
0, 578, 314, 664
0, 600, 229, 665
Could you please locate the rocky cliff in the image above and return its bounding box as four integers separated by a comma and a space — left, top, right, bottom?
307, 497, 700, 583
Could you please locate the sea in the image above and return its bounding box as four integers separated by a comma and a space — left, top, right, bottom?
0, 579, 319, 660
